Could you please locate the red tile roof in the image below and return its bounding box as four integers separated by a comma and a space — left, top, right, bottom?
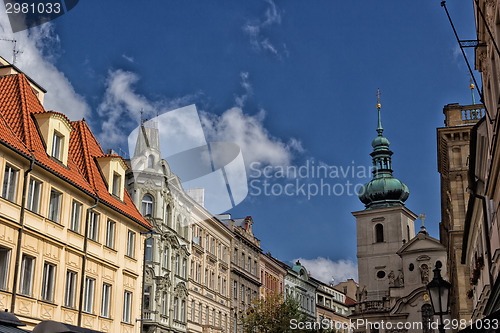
345, 296, 356, 306
0, 73, 151, 229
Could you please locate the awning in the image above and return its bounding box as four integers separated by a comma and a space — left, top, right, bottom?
0, 311, 29, 333
32, 321, 103, 333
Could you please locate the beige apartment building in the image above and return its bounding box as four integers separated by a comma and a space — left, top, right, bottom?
437, 103, 481, 322
0, 59, 151, 332
187, 204, 232, 333
217, 215, 261, 333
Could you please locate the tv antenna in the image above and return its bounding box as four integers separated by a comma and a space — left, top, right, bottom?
0, 38, 21, 64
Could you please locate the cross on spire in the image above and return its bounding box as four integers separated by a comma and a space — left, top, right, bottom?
419, 213, 426, 227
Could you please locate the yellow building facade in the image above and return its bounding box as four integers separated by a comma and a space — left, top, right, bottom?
0, 63, 151, 332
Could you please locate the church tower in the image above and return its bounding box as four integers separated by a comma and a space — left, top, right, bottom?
352, 94, 417, 302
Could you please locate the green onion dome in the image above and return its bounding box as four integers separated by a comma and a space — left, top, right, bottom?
358, 103, 409, 209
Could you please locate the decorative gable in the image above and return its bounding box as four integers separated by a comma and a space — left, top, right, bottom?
33, 111, 73, 166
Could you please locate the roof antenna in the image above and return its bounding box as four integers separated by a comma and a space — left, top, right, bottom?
0, 39, 21, 64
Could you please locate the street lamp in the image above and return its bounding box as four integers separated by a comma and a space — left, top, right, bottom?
426, 261, 451, 333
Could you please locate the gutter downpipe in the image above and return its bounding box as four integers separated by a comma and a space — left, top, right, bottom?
10, 152, 35, 313
77, 197, 99, 327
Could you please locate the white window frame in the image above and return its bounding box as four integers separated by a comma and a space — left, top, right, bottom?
182, 258, 187, 278
88, 211, 99, 242
83, 277, 95, 313
48, 188, 62, 223
19, 254, 34, 296
2, 163, 18, 202
173, 297, 179, 321
105, 219, 116, 249
162, 292, 168, 316
101, 283, 111, 318
51, 131, 63, 161
27, 177, 42, 213
0, 246, 11, 290
163, 246, 169, 269
123, 290, 132, 323
126, 230, 135, 258
64, 270, 77, 308
141, 194, 154, 216
70, 200, 82, 233
41, 262, 56, 302
112, 172, 121, 197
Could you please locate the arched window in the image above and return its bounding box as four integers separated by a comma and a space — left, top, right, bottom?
375, 224, 384, 243
142, 194, 154, 216
176, 216, 182, 234
147, 155, 155, 168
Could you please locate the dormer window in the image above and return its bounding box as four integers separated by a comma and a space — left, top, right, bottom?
33, 112, 72, 166
51, 131, 63, 161
112, 172, 121, 197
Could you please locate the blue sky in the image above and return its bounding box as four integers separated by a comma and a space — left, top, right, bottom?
0, 0, 479, 283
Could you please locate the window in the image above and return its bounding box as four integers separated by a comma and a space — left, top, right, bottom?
88, 211, 99, 242
2, 164, 18, 202
197, 264, 201, 282
198, 303, 202, 324
148, 155, 155, 169
112, 172, 121, 197
233, 281, 237, 299
144, 286, 151, 311
64, 271, 77, 308
191, 300, 195, 321
247, 256, 251, 271
19, 254, 34, 295
126, 231, 135, 258
182, 258, 187, 278
241, 253, 245, 268
0, 247, 10, 290
27, 178, 41, 213
41, 262, 56, 301
163, 246, 169, 269
175, 255, 180, 276
222, 278, 226, 296
234, 248, 238, 264
190, 262, 194, 278
48, 189, 62, 223
205, 306, 209, 325
105, 220, 116, 249
212, 308, 215, 326
173, 297, 179, 320
145, 238, 153, 261
218, 244, 221, 258
83, 277, 95, 313
205, 269, 208, 286
210, 271, 214, 289
162, 292, 168, 316
247, 287, 251, 305
241, 285, 245, 303
218, 276, 221, 292
70, 201, 82, 233
101, 283, 111, 318
375, 223, 384, 243
141, 194, 154, 216
181, 300, 186, 322
52, 131, 63, 160
123, 291, 132, 323
253, 260, 257, 275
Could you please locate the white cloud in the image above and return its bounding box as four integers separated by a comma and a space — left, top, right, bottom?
294, 257, 358, 285
234, 71, 252, 108
201, 107, 300, 167
122, 54, 134, 63
0, 11, 91, 120
243, 0, 287, 58
98, 68, 301, 166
